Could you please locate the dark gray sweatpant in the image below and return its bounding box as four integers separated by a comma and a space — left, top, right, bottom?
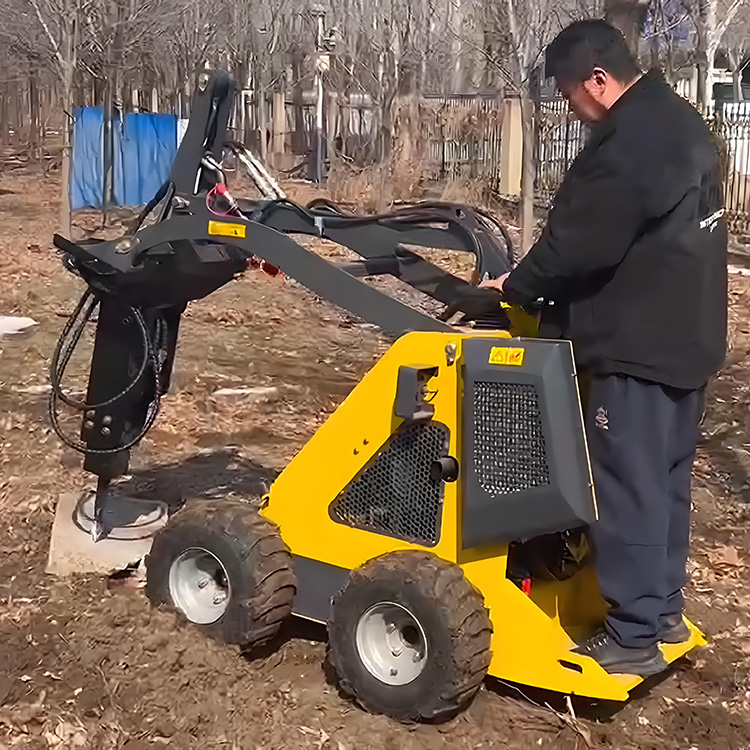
584, 374, 704, 649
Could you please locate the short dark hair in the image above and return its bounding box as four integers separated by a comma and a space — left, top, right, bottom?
545, 20, 640, 87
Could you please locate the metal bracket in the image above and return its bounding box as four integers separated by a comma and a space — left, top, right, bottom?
395, 366, 439, 421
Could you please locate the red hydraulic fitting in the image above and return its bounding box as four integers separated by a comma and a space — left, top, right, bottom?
214, 183, 239, 213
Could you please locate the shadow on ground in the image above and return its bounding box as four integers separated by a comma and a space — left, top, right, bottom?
111, 448, 278, 511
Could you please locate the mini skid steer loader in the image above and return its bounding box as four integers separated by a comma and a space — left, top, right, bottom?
49, 70, 705, 722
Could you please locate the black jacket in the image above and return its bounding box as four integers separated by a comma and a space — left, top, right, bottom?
504, 71, 727, 390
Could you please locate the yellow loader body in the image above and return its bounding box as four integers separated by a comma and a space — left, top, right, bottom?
262, 328, 704, 702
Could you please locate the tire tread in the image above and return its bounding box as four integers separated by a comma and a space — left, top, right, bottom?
328, 550, 492, 721
146, 499, 295, 647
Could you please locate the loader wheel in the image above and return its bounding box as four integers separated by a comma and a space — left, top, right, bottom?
146, 500, 296, 647
327, 551, 492, 722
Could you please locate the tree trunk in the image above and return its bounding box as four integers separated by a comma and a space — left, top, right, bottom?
376, 45, 397, 167
695, 23, 710, 112
376, 84, 396, 166
237, 88, 246, 146
272, 88, 286, 168
649, 33, 660, 71
15, 89, 23, 142
60, 77, 73, 238
0, 90, 6, 145
734, 68, 744, 102
605, 0, 650, 54
258, 89, 268, 163
693, 0, 720, 114
29, 75, 40, 160
326, 90, 337, 163
519, 93, 535, 256
244, 93, 252, 147
663, 37, 677, 87
291, 55, 306, 155
706, 40, 719, 112
102, 74, 114, 226
696, 60, 707, 111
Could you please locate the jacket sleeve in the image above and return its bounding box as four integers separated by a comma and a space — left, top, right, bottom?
503, 149, 644, 306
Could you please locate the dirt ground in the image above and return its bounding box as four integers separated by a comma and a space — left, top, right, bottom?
2, 168, 750, 749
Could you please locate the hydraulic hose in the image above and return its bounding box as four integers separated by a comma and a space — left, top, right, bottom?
48, 290, 166, 454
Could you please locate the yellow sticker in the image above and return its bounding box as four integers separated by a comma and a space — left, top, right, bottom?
489, 346, 525, 367
208, 220, 246, 239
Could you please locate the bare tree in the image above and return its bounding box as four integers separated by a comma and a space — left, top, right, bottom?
10, 0, 718, 235
24, 0, 84, 231
480, 0, 599, 253
606, 0, 652, 51
722, 9, 750, 100
683, 0, 750, 110
642, 0, 693, 86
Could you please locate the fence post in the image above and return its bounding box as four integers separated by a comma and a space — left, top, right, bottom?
326, 90, 338, 160
498, 97, 522, 196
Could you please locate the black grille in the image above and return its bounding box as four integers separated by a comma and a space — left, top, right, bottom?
473, 382, 550, 495
332, 422, 449, 545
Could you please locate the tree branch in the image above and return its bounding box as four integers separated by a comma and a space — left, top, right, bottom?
28, 0, 66, 73
717, 0, 749, 40
642, 12, 690, 39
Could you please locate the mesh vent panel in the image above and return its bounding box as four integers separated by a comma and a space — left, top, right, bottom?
473, 382, 550, 495
332, 422, 448, 545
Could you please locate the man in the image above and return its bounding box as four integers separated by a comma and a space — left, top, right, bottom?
482, 20, 727, 676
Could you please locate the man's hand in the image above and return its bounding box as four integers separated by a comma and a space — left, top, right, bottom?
479, 272, 510, 295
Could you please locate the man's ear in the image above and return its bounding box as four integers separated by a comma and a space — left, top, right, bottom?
590, 67, 608, 89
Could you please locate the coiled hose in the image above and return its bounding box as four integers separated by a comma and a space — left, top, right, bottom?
49, 289, 166, 454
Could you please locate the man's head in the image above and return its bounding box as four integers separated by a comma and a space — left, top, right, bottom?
545, 20, 641, 122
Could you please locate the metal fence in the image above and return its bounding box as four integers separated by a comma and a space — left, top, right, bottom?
270, 92, 576, 200
711, 103, 750, 235
425, 94, 750, 236
536, 98, 750, 233
282, 97, 378, 165
534, 98, 586, 205
425, 94, 584, 199
270, 90, 750, 236
425, 95, 503, 185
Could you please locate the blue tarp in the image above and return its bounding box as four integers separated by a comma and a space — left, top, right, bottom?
70, 106, 178, 210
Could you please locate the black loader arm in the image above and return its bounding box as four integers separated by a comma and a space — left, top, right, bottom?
49, 69, 514, 537
170, 70, 235, 194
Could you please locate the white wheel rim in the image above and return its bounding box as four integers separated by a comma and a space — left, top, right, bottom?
355, 602, 428, 686
168, 547, 231, 624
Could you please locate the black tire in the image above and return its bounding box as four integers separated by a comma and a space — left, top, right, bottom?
146, 499, 296, 647
327, 551, 492, 722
